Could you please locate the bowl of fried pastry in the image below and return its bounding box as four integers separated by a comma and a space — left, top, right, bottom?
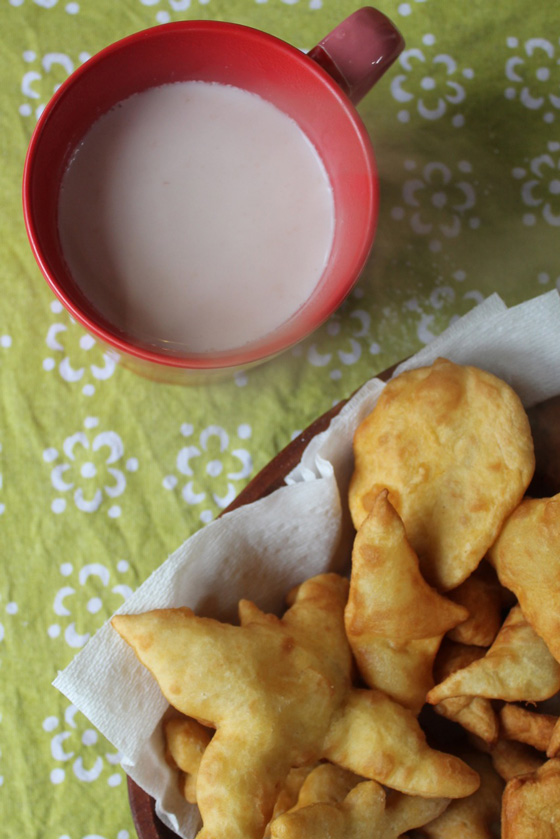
113, 356, 560, 839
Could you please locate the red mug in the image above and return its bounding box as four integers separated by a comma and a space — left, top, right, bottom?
23, 9, 404, 383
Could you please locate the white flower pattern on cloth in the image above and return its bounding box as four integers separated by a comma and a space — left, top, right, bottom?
163, 423, 253, 523
42, 704, 123, 786
44, 301, 116, 396
390, 158, 478, 252
304, 303, 379, 380
505, 36, 560, 123
19, 48, 88, 120
48, 559, 134, 648
513, 141, 560, 226
43, 418, 139, 517
390, 33, 474, 126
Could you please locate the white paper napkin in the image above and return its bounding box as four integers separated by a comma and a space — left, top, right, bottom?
54, 289, 560, 839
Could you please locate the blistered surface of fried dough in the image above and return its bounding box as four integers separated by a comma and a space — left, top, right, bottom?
349, 358, 535, 591
427, 605, 560, 705
502, 758, 560, 838
345, 492, 467, 711
446, 563, 504, 647
322, 689, 480, 800
489, 493, 560, 663
412, 749, 503, 839
271, 779, 450, 839
432, 640, 499, 743
113, 573, 352, 839
499, 704, 558, 753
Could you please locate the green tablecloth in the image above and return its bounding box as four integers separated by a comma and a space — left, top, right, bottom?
0, 0, 559, 837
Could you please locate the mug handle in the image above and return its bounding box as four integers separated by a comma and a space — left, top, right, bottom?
308, 6, 405, 104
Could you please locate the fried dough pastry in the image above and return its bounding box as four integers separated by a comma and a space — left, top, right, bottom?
113, 573, 479, 838
427, 606, 560, 705
349, 358, 535, 590
432, 640, 499, 743
499, 704, 557, 753
264, 765, 319, 836
488, 493, 560, 663
285, 763, 363, 812
345, 491, 467, 711
270, 779, 450, 839
446, 563, 504, 647
502, 758, 560, 838
472, 735, 545, 782
164, 715, 213, 803
113, 574, 352, 839
411, 749, 503, 839
322, 689, 479, 799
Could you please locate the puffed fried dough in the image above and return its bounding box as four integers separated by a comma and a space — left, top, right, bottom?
270, 779, 450, 839
270, 780, 385, 839
322, 689, 480, 799
446, 562, 504, 647
499, 704, 558, 753
350, 634, 442, 716
349, 358, 535, 590
488, 494, 560, 663
346, 492, 468, 641
435, 695, 499, 745
502, 758, 560, 838
113, 573, 353, 839
432, 641, 499, 743
411, 749, 503, 838
113, 574, 477, 839
264, 765, 319, 836
427, 605, 560, 705
345, 491, 467, 711
164, 716, 213, 803
472, 735, 545, 782
287, 763, 363, 812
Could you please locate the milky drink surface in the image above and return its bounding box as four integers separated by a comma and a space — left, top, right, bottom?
58, 81, 336, 354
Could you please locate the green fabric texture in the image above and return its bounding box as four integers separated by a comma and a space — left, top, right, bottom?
0, 0, 558, 837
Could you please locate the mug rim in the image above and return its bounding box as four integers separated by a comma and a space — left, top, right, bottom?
22, 19, 378, 372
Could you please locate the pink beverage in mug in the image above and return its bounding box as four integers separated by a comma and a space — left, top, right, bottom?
58, 80, 336, 354
23, 11, 404, 381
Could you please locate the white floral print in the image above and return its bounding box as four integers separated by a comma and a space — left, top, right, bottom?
513, 141, 560, 226
43, 417, 138, 517
44, 301, 116, 396
390, 33, 474, 126
48, 559, 134, 648
163, 423, 253, 523
391, 158, 479, 252
505, 36, 560, 123
43, 704, 122, 786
